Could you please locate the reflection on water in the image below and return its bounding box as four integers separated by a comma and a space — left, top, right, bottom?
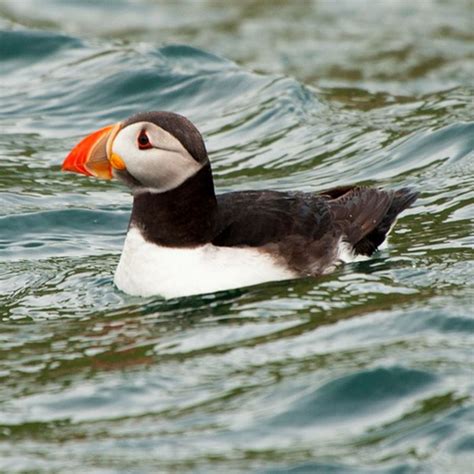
0, 0, 473, 472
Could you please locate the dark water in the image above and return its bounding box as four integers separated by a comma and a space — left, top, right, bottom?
1, 1, 473, 472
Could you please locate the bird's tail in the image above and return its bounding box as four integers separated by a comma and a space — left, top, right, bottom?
353, 187, 418, 256
325, 186, 419, 257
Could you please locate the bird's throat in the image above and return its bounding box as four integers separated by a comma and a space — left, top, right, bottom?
129, 163, 218, 247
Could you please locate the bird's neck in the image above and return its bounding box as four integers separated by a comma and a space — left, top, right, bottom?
130, 162, 218, 247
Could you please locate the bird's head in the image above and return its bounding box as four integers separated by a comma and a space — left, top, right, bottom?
62, 111, 209, 192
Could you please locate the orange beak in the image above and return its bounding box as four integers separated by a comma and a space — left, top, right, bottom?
62, 123, 123, 179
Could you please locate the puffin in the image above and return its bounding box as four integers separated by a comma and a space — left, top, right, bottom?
62, 111, 418, 299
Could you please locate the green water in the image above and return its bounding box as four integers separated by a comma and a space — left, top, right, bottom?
1, 1, 473, 472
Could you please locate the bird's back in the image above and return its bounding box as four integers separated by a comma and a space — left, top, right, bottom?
212, 186, 418, 275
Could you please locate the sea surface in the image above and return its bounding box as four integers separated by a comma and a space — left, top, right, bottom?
0, 1, 473, 472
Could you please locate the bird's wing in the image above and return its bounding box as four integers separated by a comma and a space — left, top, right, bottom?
212, 190, 332, 247
212, 191, 331, 247
323, 186, 393, 245
212, 185, 417, 252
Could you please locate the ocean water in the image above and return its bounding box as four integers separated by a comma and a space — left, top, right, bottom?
0, 0, 473, 472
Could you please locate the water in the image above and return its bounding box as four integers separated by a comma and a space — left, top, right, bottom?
1, 0, 473, 472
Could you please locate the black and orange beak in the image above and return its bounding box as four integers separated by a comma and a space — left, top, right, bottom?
62, 123, 124, 179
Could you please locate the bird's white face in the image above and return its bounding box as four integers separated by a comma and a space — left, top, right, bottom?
112, 121, 202, 192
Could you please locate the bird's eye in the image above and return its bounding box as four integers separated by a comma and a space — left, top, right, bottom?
137, 130, 152, 150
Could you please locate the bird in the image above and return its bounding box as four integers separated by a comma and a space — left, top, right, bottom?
62, 111, 418, 299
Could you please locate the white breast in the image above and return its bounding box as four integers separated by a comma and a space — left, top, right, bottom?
114, 227, 296, 299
